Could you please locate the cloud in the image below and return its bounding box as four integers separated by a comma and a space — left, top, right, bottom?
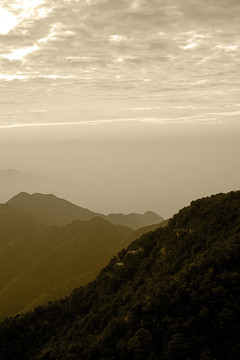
177, 0, 240, 22
2, 45, 39, 60
0, 6, 18, 34
0, 0, 239, 128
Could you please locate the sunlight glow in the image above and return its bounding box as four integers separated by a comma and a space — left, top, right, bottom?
10, 0, 44, 12
2, 45, 39, 61
183, 43, 198, 50
0, 73, 29, 80
43, 75, 73, 79
227, 46, 237, 51
39, 24, 63, 44
0, 6, 18, 34
216, 44, 237, 51
0, 1, 52, 36
109, 35, 126, 42
0, 115, 230, 130
131, 1, 139, 9
10, 0, 50, 20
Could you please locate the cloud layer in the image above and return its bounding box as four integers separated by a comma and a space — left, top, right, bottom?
0, 0, 240, 127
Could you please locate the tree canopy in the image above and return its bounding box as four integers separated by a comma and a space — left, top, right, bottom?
0, 191, 240, 359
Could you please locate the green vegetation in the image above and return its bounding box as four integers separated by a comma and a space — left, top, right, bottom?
0, 191, 239, 359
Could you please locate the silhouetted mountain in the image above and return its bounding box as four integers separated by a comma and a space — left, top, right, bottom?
7, 192, 100, 226
0, 191, 239, 359
0, 169, 50, 204
7, 192, 164, 229
105, 210, 164, 230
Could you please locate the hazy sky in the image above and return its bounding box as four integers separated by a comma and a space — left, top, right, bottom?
0, 0, 240, 217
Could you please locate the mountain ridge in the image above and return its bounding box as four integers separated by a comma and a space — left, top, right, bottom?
7, 192, 164, 229
0, 169, 50, 204
0, 204, 165, 319
0, 190, 239, 359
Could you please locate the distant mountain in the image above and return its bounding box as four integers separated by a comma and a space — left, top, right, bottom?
7, 192, 101, 226
0, 191, 239, 359
0, 169, 50, 204
0, 192, 165, 318
7, 192, 164, 229
105, 210, 164, 230
0, 207, 165, 319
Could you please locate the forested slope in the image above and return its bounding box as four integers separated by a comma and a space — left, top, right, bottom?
0, 191, 239, 360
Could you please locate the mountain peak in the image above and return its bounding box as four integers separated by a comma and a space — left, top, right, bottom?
144, 210, 159, 216
106, 210, 164, 230
6, 192, 32, 204
6, 192, 164, 230
0, 191, 239, 359
7, 192, 99, 226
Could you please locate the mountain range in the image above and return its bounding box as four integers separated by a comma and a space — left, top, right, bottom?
0, 169, 164, 229
0, 192, 165, 319
0, 191, 239, 359
7, 192, 164, 229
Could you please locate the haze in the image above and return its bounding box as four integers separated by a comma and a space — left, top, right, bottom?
0, 0, 240, 218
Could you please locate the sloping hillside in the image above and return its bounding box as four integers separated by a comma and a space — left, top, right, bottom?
7, 192, 100, 226
0, 216, 131, 319
106, 211, 164, 230
0, 209, 163, 319
0, 191, 239, 359
7, 192, 164, 229
0, 203, 45, 249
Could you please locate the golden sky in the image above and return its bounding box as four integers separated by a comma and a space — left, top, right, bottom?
0, 1, 240, 216
0, 0, 239, 129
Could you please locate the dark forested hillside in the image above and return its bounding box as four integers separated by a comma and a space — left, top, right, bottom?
0, 191, 239, 360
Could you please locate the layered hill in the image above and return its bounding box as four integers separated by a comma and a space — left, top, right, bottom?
0, 203, 44, 250
7, 192, 101, 226
105, 211, 164, 230
0, 191, 239, 359
0, 204, 164, 319
7, 192, 164, 229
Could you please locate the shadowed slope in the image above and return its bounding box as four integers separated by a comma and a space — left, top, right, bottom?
0, 216, 132, 319
0, 191, 239, 359
0, 199, 166, 319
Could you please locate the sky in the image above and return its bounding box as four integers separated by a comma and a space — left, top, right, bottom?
0, 0, 240, 217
